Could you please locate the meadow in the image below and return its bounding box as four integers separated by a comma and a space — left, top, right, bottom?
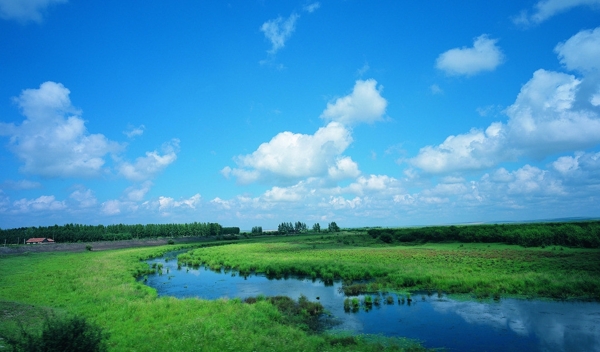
0, 243, 425, 352
1, 227, 599, 351
180, 231, 600, 300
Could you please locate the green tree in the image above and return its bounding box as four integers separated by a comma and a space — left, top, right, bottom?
312, 223, 321, 232
328, 222, 340, 232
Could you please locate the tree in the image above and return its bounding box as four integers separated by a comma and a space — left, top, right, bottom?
312, 223, 321, 232
251, 226, 263, 234
328, 222, 340, 232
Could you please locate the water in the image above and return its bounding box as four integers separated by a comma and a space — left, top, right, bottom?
142, 254, 600, 352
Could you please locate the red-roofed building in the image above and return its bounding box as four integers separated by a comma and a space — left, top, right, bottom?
25, 238, 55, 244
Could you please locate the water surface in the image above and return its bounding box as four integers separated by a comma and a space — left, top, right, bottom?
143, 254, 600, 352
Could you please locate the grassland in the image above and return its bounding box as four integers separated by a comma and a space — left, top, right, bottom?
1, 230, 599, 351
0, 242, 425, 352
180, 232, 600, 300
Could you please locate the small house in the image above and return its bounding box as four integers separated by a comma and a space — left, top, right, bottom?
25, 238, 55, 244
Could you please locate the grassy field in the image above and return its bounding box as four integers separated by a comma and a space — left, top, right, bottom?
1, 231, 599, 351
0, 242, 425, 352
181, 232, 600, 300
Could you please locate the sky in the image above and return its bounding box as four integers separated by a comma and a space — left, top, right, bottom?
1, 0, 600, 230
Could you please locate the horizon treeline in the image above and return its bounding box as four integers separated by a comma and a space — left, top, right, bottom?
0, 222, 228, 244
367, 221, 600, 248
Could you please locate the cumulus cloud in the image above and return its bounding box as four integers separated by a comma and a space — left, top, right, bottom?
264, 185, 304, 202
0, 0, 67, 23
124, 181, 152, 202
0, 82, 123, 178
101, 199, 121, 215
117, 139, 179, 181
158, 193, 201, 211
261, 13, 299, 54
513, 0, 600, 26
328, 196, 362, 209
320, 79, 388, 125
410, 28, 600, 174
328, 157, 361, 180
555, 27, 600, 73
344, 174, 402, 196
410, 123, 507, 173
227, 122, 353, 184
13, 195, 66, 213
69, 187, 97, 208
436, 35, 504, 76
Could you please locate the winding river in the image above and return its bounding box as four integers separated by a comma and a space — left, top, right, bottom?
142, 253, 600, 352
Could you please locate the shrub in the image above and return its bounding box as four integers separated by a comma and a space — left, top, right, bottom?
85, 245, 92, 251
2, 314, 108, 352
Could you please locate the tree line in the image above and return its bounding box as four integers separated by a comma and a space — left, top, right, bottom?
367, 221, 600, 248
0, 222, 226, 244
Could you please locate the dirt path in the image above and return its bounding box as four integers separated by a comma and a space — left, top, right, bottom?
0, 237, 214, 256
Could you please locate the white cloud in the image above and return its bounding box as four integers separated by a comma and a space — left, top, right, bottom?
158, 194, 201, 211
505, 69, 600, 156
553, 154, 580, 174
320, 79, 388, 125
555, 27, 600, 73
69, 188, 97, 208
410, 124, 507, 173
436, 35, 504, 76
228, 122, 352, 183
124, 181, 152, 202
328, 196, 362, 209
13, 195, 66, 213
328, 156, 361, 180
591, 90, 600, 106
0, 0, 67, 23
507, 165, 564, 195
124, 125, 145, 138
0, 82, 122, 178
411, 60, 600, 174
261, 13, 299, 54
101, 200, 121, 215
2, 179, 41, 190
117, 139, 179, 181
211, 197, 232, 209
357, 63, 370, 77
514, 0, 600, 25
264, 185, 304, 202
303, 2, 320, 13
344, 174, 402, 196
430, 84, 443, 95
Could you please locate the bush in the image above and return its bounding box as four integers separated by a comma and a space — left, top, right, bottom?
2, 314, 108, 352
85, 245, 92, 251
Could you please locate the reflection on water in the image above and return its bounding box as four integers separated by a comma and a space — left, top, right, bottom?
143, 254, 600, 352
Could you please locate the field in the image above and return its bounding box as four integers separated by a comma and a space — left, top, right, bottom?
1, 229, 599, 351
180, 232, 600, 300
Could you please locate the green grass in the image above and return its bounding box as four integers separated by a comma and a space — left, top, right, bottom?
180, 234, 600, 300
0, 244, 426, 352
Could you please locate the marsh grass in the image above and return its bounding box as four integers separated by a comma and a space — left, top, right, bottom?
180, 239, 600, 300
0, 245, 423, 352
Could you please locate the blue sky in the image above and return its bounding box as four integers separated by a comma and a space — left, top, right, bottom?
1, 0, 600, 230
